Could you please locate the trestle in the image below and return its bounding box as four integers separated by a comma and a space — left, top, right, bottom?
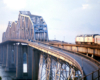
38, 53, 82, 80
46, 56, 51, 80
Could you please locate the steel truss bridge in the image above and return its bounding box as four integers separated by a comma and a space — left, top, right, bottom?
0, 11, 100, 80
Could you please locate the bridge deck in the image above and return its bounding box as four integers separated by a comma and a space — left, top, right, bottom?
35, 40, 99, 80
2, 39, 99, 80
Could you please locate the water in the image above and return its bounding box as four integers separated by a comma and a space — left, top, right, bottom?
23, 64, 27, 73
0, 64, 27, 80
0, 65, 16, 80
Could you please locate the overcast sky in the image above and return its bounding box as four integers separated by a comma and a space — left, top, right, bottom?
0, 0, 100, 43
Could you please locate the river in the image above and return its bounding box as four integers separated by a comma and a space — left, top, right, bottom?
0, 64, 27, 80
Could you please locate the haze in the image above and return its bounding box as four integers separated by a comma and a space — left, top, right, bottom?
0, 0, 100, 43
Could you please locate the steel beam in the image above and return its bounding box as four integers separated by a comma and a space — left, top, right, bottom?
46, 56, 51, 80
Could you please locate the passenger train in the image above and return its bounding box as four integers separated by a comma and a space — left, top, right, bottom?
75, 34, 100, 45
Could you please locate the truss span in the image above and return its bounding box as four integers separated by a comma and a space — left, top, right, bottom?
2, 11, 48, 42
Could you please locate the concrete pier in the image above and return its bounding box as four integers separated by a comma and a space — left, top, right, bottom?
16, 44, 23, 79
0, 45, 3, 64
2, 45, 7, 67
32, 49, 40, 80
5, 44, 11, 71
16, 44, 33, 79
27, 46, 32, 79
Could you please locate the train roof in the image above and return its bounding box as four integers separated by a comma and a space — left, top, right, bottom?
85, 34, 99, 37
76, 34, 100, 37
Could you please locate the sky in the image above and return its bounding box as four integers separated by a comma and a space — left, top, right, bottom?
0, 0, 100, 43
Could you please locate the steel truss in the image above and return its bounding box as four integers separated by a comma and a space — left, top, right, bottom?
38, 53, 82, 80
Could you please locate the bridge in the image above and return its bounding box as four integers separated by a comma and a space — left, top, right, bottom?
0, 11, 100, 80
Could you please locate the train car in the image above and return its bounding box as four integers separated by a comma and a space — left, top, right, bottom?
75, 35, 85, 44
95, 35, 100, 45
75, 34, 100, 45
84, 34, 99, 44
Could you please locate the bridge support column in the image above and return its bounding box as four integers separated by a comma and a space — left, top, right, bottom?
58, 63, 69, 80
71, 68, 75, 80
55, 61, 61, 80
14, 44, 17, 67
1, 45, 4, 66
5, 44, 16, 71
16, 44, 23, 79
27, 46, 32, 79
0, 46, 3, 64
5, 44, 11, 71
2, 45, 7, 67
68, 67, 76, 80
68, 66, 71, 80
46, 56, 51, 80
10, 45, 16, 71
38, 53, 44, 80
32, 49, 40, 80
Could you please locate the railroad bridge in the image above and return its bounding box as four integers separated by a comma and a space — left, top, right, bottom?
0, 11, 100, 80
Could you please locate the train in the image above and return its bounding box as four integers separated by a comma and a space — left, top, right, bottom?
2, 11, 48, 42
75, 34, 100, 45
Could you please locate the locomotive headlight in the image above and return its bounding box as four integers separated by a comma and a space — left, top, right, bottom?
43, 27, 47, 30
